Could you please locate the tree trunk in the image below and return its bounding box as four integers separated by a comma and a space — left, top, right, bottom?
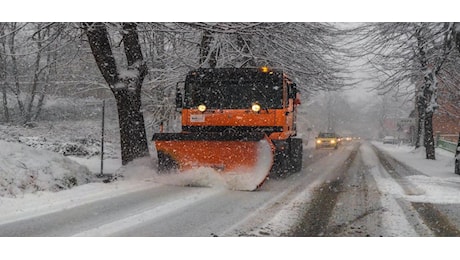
83, 23, 119, 86
83, 22, 149, 165
119, 22, 149, 164
414, 25, 436, 159
415, 23, 452, 159
0, 38, 9, 122
33, 27, 56, 122
114, 89, 149, 164
1, 82, 8, 122
24, 28, 43, 124
8, 23, 25, 116
424, 110, 436, 159
421, 75, 436, 160
33, 52, 54, 121
414, 95, 424, 148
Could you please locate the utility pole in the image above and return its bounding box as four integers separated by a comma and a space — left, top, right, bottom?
455, 132, 460, 175
99, 100, 105, 178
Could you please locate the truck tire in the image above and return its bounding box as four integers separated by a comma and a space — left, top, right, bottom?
289, 138, 303, 173
270, 150, 289, 177
157, 151, 179, 173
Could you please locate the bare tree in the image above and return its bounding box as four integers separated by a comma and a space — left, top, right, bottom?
355, 22, 456, 159
7, 22, 26, 117
0, 23, 9, 122
453, 23, 460, 53
0, 22, 68, 124
82, 22, 149, 165
134, 23, 350, 133
167, 23, 350, 95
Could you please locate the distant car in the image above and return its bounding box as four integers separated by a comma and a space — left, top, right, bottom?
316, 132, 339, 149
383, 136, 397, 144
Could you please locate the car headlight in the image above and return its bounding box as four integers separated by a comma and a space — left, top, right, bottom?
316, 140, 322, 144
251, 103, 261, 112
331, 140, 336, 144
197, 104, 207, 112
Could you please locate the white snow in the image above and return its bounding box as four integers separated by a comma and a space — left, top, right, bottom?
372, 141, 460, 205
0, 140, 95, 197
1, 133, 459, 258
2, 139, 458, 226
0, 155, 156, 225
361, 144, 420, 236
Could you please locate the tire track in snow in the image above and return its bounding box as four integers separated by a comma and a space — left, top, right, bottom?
372, 144, 460, 236
219, 142, 361, 236
289, 145, 359, 236
361, 143, 420, 236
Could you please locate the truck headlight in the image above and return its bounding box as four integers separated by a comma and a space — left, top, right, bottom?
198, 104, 207, 112
251, 103, 261, 112
316, 140, 322, 144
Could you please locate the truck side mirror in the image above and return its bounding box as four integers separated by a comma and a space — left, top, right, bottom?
289, 83, 300, 99
175, 81, 184, 109
175, 92, 183, 108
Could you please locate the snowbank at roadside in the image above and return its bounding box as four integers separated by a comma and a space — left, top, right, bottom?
372, 141, 460, 204
0, 140, 96, 197
372, 141, 456, 178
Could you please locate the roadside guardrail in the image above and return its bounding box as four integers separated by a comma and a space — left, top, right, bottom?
437, 133, 460, 175
437, 138, 457, 153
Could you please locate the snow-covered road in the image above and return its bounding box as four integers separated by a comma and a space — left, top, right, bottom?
2, 140, 460, 237
0, 142, 358, 236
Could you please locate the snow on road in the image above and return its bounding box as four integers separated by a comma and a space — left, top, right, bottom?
2, 140, 459, 228
0, 158, 157, 225
2, 140, 459, 229
1, 139, 459, 258
71, 186, 224, 236
372, 141, 460, 204
360, 143, 419, 236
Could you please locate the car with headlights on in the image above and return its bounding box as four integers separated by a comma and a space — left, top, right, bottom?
315, 132, 339, 149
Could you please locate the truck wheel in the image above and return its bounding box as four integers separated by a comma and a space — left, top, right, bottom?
270, 150, 289, 177
290, 138, 303, 173
157, 151, 178, 173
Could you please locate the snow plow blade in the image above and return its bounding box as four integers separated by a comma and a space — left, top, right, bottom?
152, 132, 274, 191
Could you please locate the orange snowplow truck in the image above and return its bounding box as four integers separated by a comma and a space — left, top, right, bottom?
152, 67, 302, 190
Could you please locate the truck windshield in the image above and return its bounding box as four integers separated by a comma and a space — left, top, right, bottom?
184, 73, 283, 109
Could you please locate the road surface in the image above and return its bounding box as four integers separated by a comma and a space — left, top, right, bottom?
1, 140, 460, 236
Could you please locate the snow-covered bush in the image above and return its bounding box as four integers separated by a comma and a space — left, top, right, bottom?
0, 140, 96, 197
